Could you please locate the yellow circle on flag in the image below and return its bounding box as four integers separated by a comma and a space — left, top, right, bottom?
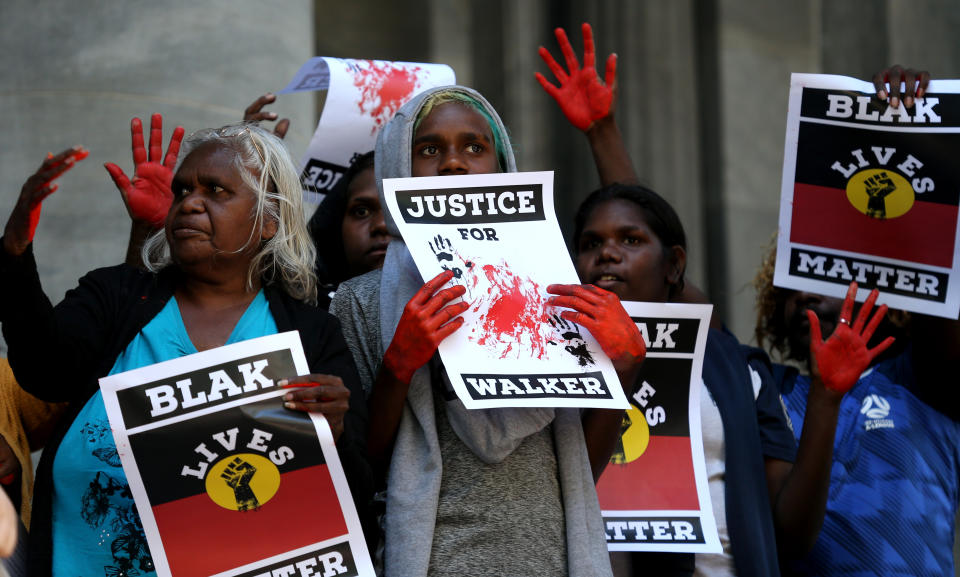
205, 453, 281, 511
610, 404, 650, 464
845, 168, 914, 219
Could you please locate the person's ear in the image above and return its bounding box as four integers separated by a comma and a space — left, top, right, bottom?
261, 214, 278, 242
667, 245, 686, 286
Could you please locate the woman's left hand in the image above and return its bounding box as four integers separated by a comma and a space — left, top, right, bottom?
104, 114, 185, 229
536, 22, 617, 132
547, 283, 645, 373
279, 375, 351, 442
808, 282, 895, 393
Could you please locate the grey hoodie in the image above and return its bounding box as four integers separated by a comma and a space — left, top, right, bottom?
332, 85, 613, 577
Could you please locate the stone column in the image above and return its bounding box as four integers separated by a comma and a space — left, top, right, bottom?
0, 0, 315, 352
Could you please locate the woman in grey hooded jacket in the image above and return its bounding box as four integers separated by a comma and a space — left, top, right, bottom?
330, 85, 642, 577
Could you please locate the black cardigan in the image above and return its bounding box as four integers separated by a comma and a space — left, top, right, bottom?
0, 244, 373, 576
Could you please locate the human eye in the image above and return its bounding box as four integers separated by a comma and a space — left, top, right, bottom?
210, 184, 231, 198
418, 144, 438, 157
579, 235, 601, 252
349, 205, 371, 218
466, 142, 485, 154
171, 181, 189, 198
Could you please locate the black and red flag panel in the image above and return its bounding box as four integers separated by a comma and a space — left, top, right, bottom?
129, 398, 346, 576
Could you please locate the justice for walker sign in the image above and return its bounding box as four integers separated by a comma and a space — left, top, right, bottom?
776, 73, 960, 318
99, 332, 374, 577
382, 171, 630, 410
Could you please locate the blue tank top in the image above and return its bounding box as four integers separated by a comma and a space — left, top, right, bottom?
51, 291, 276, 577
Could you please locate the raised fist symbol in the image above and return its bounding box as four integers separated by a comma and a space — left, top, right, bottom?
863, 172, 896, 218
221, 457, 260, 511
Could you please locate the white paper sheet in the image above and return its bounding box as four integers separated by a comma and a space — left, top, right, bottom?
383, 171, 630, 410
280, 57, 455, 202
99, 332, 374, 577
775, 73, 960, 318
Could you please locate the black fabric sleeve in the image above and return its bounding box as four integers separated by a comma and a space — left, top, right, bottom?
0, 242, 122, 403
742, 346, 798, 463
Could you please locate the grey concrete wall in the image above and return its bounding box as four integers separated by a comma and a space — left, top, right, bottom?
0, 0, 315, 353
4, 0, 959, 353
717, 0, 821, 342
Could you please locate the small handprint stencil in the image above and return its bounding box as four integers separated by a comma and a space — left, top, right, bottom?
548, 313, 596, 366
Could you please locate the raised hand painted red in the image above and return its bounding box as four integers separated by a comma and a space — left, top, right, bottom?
104, 114, 185, 228
383, 269, 468, 384
808, 282, 895, 393
4, 146, 88, 254
546, 283, 645, 369
535, 23, 617, 132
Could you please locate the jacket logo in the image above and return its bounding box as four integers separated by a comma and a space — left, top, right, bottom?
860, 394, 895, 430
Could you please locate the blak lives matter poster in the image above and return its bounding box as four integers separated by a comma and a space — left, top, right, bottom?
383, 171, 630, 410
99, 332, 374, 577
776, 73, 960, 318
596, 302, 721, 553
278, 57, 456, 202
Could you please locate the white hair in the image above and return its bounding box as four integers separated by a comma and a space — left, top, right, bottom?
143, 122, 318, 304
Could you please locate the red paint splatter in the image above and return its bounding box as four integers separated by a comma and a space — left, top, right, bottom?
352, 61, 423, 134
471, 262, 553, 360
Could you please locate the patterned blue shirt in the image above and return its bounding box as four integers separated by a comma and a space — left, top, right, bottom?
51, 291, 276, 577
779, 350, 960, 576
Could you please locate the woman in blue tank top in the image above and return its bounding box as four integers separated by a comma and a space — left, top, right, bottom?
0, 121, 370, 577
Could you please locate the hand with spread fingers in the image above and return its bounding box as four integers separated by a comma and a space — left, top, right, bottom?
546, 283, 645, 373
4, 146, 88, 256
808, 282, 895, 393
244, 93, 290, 139
280, 375, 351, 441
383, 269, 469, 384
536, 22, 617, 132
872, 65, 930, 109
105, 114, 185, 229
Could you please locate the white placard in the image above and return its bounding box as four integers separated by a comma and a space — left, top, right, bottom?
598, 302, 720, 553
383, 171, 630, 410
775, 73, 960, 318
280, 57, 455, 202
99, 332, 374, 577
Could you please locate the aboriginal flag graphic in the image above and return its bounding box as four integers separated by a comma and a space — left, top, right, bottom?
790, 119, 960, 268
128, 397, 347, 576
596, 357, 698, 511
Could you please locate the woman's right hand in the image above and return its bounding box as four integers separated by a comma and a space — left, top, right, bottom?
382, 269, 468, 384
4, 146, 88, 256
